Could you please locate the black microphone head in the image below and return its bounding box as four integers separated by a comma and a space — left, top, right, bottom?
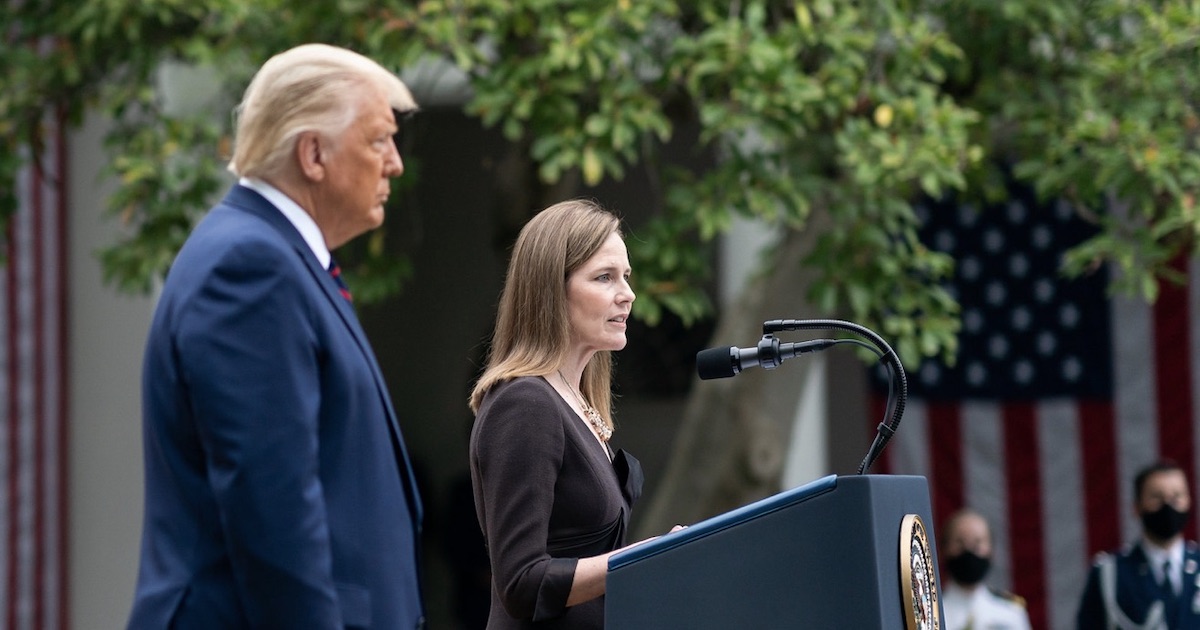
696, 346, 737, 380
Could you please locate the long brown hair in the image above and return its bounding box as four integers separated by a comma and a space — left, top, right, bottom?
469, 199, 623, 432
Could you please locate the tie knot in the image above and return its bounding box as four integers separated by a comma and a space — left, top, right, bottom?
1161, 559, 1177, 595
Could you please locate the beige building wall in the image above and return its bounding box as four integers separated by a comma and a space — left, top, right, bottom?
67, 111, 152, 628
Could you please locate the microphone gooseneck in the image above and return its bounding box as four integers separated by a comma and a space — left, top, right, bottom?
760, 319, 906, 475
694, 319, 907, 475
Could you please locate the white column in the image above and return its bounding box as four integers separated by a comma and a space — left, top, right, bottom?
67, 111, 156, 628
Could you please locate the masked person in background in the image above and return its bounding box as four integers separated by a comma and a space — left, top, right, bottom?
940, 509, 1031, 630
1077, 460, 1200, 630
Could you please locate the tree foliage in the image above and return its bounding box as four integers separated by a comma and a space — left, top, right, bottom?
2, 0, 1198, 368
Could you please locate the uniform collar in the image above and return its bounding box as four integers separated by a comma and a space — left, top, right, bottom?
1141, 538, 1185, 589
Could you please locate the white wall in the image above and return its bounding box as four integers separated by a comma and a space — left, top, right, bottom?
720, 216, 830, 484
67, 111, 153, 628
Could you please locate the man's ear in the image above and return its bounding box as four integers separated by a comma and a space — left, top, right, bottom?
295, 131, 326, 181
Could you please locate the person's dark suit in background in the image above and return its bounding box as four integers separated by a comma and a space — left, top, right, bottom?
128, 43, 425, 629
1077, 460, 1200, 629
443, 473, 491, 629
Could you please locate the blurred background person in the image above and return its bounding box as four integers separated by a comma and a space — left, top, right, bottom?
1077, 460, 1200, 629
940, 508, 1032, 630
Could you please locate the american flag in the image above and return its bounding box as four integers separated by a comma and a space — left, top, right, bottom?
873, 184, 1197, 630
1, 112, 69, 630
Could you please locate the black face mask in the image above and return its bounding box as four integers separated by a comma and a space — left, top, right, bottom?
1141, 504, 1190, 541
946, 550, 991, 586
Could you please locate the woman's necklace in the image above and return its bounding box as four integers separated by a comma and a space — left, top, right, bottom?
557, 370, 612, 442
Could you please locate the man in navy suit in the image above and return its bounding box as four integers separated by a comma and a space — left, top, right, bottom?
128, 43, 424, 629
1077, 460, 1200, 629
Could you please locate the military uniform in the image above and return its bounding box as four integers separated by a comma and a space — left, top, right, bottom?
1076, 541, 1200, 629
942, 581, 1031, 630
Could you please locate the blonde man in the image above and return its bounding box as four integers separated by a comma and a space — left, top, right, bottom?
128, 44, 425, 629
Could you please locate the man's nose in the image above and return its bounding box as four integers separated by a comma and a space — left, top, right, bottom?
385, 140, 404, 177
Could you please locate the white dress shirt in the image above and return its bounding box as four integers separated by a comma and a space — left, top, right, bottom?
1143, 538, 1185, 595
239, 177, 330, 269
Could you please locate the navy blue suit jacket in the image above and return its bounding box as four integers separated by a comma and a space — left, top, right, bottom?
128, 185, 424, 629
1077, 541, 1200, 629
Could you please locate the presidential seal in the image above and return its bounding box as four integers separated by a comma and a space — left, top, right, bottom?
900, 513, 940, 630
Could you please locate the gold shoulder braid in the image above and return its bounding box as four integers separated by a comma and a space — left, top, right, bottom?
989, 588, 1026, 608
557, 370, 612, 442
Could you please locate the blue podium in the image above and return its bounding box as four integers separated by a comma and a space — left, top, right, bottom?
606, 475, 944, 629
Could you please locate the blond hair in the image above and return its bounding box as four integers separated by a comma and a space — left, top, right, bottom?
470, 199, 623, 432
228, 43, 417, 179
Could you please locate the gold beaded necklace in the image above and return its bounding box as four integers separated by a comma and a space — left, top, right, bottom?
557, 370, 612, 442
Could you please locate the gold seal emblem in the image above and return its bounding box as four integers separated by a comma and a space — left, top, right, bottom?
899, 513, 940, 630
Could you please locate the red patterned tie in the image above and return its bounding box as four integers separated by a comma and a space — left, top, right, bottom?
328, 258, 353, 302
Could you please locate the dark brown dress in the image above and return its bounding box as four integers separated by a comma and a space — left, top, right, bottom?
470, 376, 643, 629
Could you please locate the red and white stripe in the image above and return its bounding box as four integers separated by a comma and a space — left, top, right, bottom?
2, 113, 68, 630
878, 256, 1200, 630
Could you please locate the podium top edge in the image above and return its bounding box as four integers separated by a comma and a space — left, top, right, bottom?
609, 474, 839, 571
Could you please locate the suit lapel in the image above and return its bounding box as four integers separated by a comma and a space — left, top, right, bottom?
1133, 541, 1200, 625
1130, 545, 1165, 614
221, 185, 423, 523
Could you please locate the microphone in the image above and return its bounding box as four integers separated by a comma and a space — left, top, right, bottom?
696, 335, 836, 380
736, 318, 908, 475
